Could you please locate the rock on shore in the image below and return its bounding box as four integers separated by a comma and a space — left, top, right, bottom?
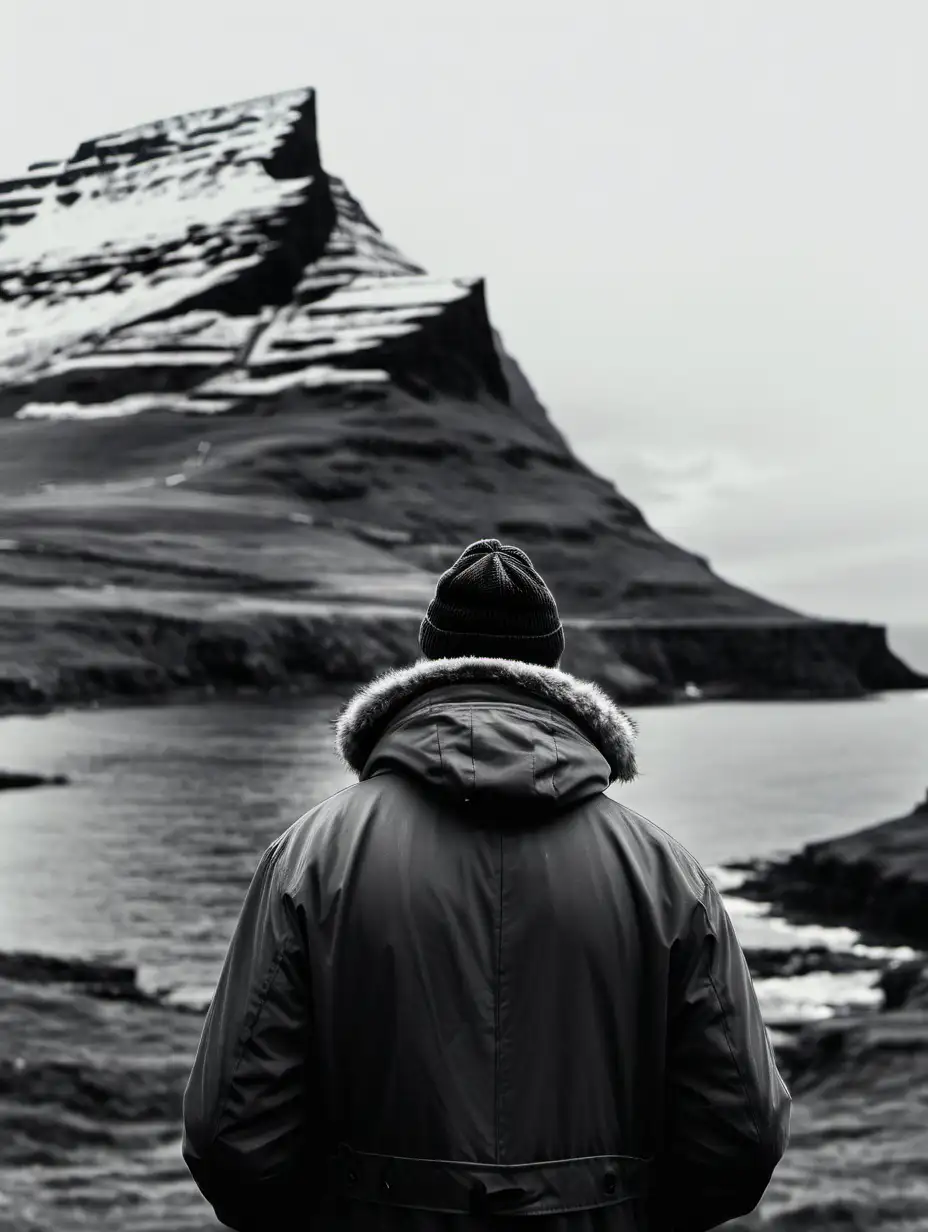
733, 789, 928, 950
726, 791, 928, 1229
754, 1001, 928, 1229
0, 769, 68, 790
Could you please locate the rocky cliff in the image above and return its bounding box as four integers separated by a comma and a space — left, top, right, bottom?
0, 87, 923, 709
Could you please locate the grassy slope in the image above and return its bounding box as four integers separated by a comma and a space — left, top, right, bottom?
0, 375, 815, 708
0, 373, 801, 619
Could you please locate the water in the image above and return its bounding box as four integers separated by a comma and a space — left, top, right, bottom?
1, 688, 927, 1229
1, 689, 925, 1010
0, 693, 355, 1007
617, 691, 928, 868
614, 684, 928, 1013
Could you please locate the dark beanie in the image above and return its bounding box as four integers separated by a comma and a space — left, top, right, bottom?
419, 538, 565, 668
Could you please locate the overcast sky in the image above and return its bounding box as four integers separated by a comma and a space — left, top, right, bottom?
2, 1, 925, 627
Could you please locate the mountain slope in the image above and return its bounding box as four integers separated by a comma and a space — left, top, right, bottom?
0, 87, 922, 707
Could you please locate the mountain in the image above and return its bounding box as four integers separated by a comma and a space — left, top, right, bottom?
0, 87, 922, 710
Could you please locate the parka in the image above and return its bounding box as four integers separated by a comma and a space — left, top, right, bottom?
182, 655, 791, 1231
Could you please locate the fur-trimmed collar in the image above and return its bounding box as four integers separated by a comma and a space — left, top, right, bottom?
334, 657, 638, 784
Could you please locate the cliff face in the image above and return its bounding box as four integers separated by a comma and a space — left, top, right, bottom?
0, 87, 922, 708
0, 92, 505, 412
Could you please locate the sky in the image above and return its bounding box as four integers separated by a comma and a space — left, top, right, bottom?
1, 0, 926, 627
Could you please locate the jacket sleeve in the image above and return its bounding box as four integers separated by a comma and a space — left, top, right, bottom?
182, 840, 325, 1231
657, 875, 791, 1232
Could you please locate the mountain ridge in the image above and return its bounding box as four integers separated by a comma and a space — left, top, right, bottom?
0, 85, 923, 709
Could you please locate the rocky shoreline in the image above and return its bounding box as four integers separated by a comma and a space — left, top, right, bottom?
0, 936, 922, 1231
730, 789, 928, 951
723, 791, 928, 1229
0, 768, 68, 790
1, 801, 926, 1229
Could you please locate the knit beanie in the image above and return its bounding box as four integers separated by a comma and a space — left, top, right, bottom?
418, 538, 565, 668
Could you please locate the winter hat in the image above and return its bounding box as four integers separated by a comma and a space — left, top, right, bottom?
418, 538, 565, 668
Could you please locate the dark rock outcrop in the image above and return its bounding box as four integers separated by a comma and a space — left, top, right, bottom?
0, 598, 919, 717
732, 789, 928, 950
743, 944, 891, 982
0, 950, 156, 1003
0, 949, 205, 1013
878, 959, 928, 1011
0, 602, 673, 715
592, 617, 924, 698
0, 87, 923, 712
0, 769, 68, 790
752, 980, 928, 1228
718, 796, 928, 1230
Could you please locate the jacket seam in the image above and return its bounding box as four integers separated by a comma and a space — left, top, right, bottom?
372, 1198, 637, 1217
522, 1196, 639, 1215
434, 712, 445, 776
384, 701, 579, 741
469, 706, 476, 793
697, 897, 764, 1147
287, 782, 361, 817
333, 1148, 652, 1165
209, 942, 289, 1146
550, 726, 560, 797
631, 810, 713, 900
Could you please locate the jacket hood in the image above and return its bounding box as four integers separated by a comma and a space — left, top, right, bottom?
334, 657, 638, 814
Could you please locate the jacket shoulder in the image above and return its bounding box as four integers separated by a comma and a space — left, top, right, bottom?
600, 797, 714, 907
263, 780, 373, 885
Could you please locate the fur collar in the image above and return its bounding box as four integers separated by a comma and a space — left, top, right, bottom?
334, 656, 638, 784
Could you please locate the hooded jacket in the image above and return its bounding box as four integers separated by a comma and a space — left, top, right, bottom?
182, 657, 791, 1231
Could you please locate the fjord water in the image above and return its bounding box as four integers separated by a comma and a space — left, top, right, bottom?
1, 685, 926, 1012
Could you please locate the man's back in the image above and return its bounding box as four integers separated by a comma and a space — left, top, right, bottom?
183, 657, 790, 1231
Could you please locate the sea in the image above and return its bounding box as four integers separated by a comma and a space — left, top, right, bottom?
0, 627, 926, 1229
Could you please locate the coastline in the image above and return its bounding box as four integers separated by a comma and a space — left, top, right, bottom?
730, 789, 928, 951
722, 791, 928, 1228
0, 595, 924, 723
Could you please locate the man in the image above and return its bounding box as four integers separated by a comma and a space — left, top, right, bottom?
182, 537, 791, 1231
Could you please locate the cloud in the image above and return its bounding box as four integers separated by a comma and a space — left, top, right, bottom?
611, 446, 789, 516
